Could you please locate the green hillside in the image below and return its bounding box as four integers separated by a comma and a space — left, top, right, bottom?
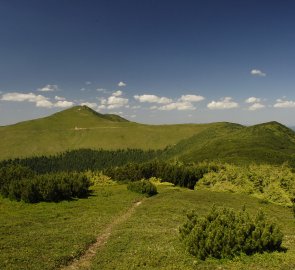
165, 121, 295, 165
1, 105, 295, 166
0, 106, 211, 159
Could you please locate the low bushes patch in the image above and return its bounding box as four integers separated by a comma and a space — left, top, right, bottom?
179, 205, 283, 260
127, 179, 158, 197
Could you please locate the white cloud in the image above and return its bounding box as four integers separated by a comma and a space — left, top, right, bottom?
134, 94, 172, 104
36, 100, 53, 108
38, 84, 59, 92
97, 104, 106, 110
112, 90, 123, 97
207, 97, 239, 110
118, 81, 126, 87
80, 102, 98, 109
80, 88, 86, 92
85, 81, 91, 85
245, 97, 261, 103
179, 94, 205, 102
1, 91, 75, 109
1, 92, 53, 108
55, 96, 66, 101
274, 99, 295, 108
106, 96, 128, 109
54, 100, 74, 108
248, 103, 265, 111
158, 101, 195, 111
250, 69, 266, 77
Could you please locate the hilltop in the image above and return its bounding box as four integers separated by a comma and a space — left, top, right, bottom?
1, 105, 295, 166
0, 106, 211, 159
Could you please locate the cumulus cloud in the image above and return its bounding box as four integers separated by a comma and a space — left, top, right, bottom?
158, 101, 195, 111
98, 91, 129, 109
118, 81, 126, 87
207, 97, 239, 110
250, 69, 266, 77
54, 100, 74, 108
38, 84, 59, 92
179, 94, 205, 102
80, 102, 98, 109
274, 99, 295, 108
112, 90, 123, 97
134, 94, 172, 104
1, 92, 75, 109
1, 92, 53, 108
106, 96, 128, 109
85, 81, 91, 85
55, 96, 66, 101
248, 103, 265, 111
245, 97, 261, 103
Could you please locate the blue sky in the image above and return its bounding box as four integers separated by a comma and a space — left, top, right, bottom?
0, 0, 295, 126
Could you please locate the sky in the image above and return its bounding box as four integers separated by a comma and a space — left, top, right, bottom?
0, 0, 295, 126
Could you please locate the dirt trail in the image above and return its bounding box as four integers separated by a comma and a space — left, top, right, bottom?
60, 200, 142, 270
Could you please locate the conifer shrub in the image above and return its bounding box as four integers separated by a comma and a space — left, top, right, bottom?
127, 179, 157, 197
179, 206, 283, 260
0, 164, 92, 203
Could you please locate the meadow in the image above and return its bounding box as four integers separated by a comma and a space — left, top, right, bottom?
1, 183, 294, 270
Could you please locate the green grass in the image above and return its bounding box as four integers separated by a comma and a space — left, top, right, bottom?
1, 183, 293, 270
0, 185, 143, 270
0, 106, 211, 159
2, 106, 295, 166
90, 186, 295, 270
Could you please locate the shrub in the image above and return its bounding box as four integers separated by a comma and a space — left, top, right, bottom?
179, 205, 283, 260
127, 179, 158, 197
0, 165, 92, 203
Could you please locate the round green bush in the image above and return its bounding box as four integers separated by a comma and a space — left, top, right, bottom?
127, 179, 157, 197
179, 205, 283, 260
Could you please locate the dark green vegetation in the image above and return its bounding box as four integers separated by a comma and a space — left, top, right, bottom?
1, 105, 295, 167
1, 185, 295, 270
127, 179, 158, 197
0, 164, 92, 203
180, 206, 283, 260
104, 161, 216, 189
0, 148, 161, 173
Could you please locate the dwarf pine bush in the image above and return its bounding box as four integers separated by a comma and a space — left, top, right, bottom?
179, 206, 283, 260
127, 179, 157, 197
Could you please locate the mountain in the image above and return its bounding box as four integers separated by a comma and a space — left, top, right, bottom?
1, 106, 295, 166
165, 121, 295, 166
0, 106, 210, 159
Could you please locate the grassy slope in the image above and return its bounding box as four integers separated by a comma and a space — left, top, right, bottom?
0, 106, 211, 159
167, 121, 295, 165
0, 185, 142, 270
91, 185, 295, 270
2, 106, 295, 165
1, 184, 294, 270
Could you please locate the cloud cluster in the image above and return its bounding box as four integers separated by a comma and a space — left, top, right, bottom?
1, 92, 74, 108
134, 94, 172, 104
274, 99, 295, 108
118, 81, 126, 87
250, 69, 266, 77
245, 97, 265, 111
38, 84, 59, 92
99, 91, 129, 109
134, 93, 204, 111
207, 97, 239, 110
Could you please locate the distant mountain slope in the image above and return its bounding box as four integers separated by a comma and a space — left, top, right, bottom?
0, 106, 211, 159
1, 106, 295, 166
166, 121, 295, 166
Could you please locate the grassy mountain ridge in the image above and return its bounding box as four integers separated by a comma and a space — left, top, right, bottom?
167, 121, 295, 165
0, 106, 211, 159
1, 106, 295, 165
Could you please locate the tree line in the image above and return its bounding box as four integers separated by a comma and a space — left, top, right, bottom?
0, 148, 163, 174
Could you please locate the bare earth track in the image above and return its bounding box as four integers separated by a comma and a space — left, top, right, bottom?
60, 200, 143, 270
